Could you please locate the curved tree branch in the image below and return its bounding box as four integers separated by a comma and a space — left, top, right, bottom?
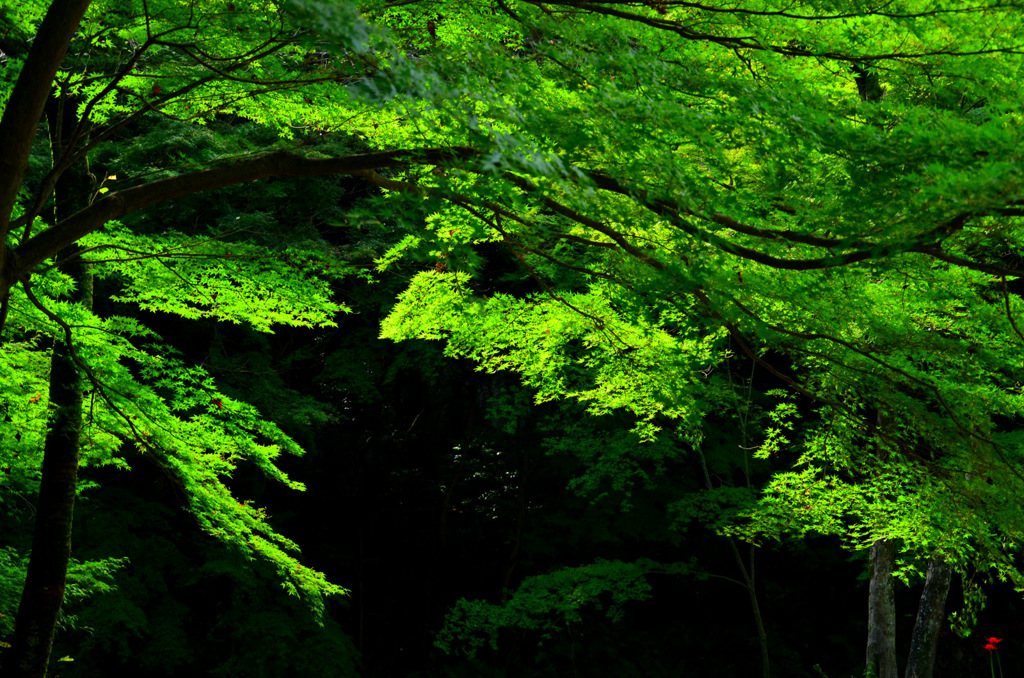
0, 0, 93, 235
8, 146, 480, 288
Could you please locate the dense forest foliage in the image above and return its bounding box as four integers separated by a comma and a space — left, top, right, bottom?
2, 0, 1024, 676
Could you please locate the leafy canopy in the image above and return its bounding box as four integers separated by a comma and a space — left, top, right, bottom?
5, 0, 1024, 632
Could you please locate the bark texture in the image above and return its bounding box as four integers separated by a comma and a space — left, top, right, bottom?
866, 538, 898, 678
905, 556, 953, 678
2, 338, 84, 678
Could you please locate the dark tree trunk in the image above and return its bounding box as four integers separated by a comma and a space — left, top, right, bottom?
866, 538, 899, 678
2, 338, 83, 678
2, 91, 94, 678
852, 63, 886, 102
0, 0, 91, 226
905, 556, 953, 678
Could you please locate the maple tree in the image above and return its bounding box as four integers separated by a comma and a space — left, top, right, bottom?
3, 0, 1024, 676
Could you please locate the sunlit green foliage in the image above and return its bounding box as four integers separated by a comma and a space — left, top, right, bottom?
3, 261, 347, 607
7, 0, 1024, 671
437, 558, 693, 655
344, 0, 1024, 637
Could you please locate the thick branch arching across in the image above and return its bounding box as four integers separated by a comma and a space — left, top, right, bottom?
6, 146, 479, 292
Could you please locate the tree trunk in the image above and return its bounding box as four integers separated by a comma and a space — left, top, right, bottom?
728, 538, 771, 678
2, 337, 83, 678
2, 92, 94, 678
904, 556, 953, 678
0, 0, 91, 229
866, 538, 899, 678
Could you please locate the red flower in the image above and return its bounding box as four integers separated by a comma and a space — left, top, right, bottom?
985, 643, 998, 652
984, 637, 1003, 652
988, 637, 1004, 644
